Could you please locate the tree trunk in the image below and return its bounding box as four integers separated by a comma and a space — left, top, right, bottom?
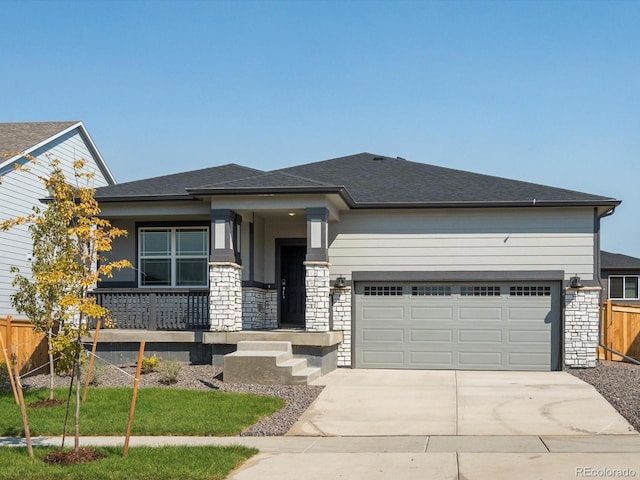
48, 328, 54, 401
74, 343, 81, 450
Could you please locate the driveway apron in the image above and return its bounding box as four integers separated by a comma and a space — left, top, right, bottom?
287, 369, 635, 436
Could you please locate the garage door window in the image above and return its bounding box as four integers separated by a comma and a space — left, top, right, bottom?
412, 286, 452, 296
510, 286, 551, 297
363, 285, 403, 296
460, 286, 501, 296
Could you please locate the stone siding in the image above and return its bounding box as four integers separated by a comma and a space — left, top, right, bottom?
331, 287, 352, 367
242, 287, 278, 330
304, 262, 330, 332
209, 262, 243, 331
564, 287, 601, 368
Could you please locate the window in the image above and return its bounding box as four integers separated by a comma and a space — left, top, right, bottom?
609, 276, 639, 300
510, 286, 551, 297
363, 285, 403, 296
139, 227, 209, 287
412, 285, 452, 296
460, 286, 501, 297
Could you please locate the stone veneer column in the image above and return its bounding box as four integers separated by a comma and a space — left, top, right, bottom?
331, 286, 352, 367
209, 262, 243, 332
564, 286, 601, 368
304, 261, 330, 332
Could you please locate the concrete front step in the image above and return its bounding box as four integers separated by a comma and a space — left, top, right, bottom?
224, 340, 322, 385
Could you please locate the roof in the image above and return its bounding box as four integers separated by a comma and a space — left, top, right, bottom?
0, 121, 79, 157
601, 251, 640, 270
95, 152, 620, 208
0, 121, 116, 185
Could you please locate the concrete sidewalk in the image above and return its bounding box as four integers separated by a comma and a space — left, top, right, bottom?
3, 435, 640, 480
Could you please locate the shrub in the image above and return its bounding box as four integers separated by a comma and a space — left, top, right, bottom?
140, 355, 159, 374
80, 361, 109, 386
0, 360, 11, 386
158, 360, 182, 385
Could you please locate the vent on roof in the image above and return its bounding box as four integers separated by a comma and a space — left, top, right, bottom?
396, 156, 406, 161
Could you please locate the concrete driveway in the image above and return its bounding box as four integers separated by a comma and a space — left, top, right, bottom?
287, 369, 636, 436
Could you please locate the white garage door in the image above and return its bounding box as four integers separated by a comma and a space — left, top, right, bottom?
355, 282, 561, 371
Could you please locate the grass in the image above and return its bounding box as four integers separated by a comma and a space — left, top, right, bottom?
0, 445, 257, 480
0, 387, 285, 436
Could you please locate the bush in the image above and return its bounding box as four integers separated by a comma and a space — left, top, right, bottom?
158, 359, 182, 385
0, 360, 11, 386
140, 355, 159, 374
80, 361, 108, 386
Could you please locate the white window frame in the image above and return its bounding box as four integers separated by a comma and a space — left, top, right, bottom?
608, 275, 640, 300
138, 226, 209, 288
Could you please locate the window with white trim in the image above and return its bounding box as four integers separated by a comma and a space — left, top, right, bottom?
363, 285, 403, 296
609, 276, 639, 300
510, 286, 551, 297
460, 286, 501, 297
139, 227, 209, 287
412, 285, 452, 296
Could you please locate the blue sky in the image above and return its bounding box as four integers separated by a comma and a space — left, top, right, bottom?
2, 0, 639, 257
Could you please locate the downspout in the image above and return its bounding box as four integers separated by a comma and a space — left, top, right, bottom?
595, 207, 640, 365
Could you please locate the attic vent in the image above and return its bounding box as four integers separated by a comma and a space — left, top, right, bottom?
396, 156, 406, 161
372, 156, 384, 161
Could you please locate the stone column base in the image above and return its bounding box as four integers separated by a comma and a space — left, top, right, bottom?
564, 286, 600, 368
209, 262, 243, 332
304, 261, 330, 332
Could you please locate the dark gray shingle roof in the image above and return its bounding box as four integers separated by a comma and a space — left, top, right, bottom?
601, 251, 640, 270
95, 152, 619, 207
94, 164, 264, 200
0, 121, 79, 157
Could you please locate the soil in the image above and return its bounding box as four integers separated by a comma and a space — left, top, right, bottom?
28, 398, 65, 408
44, 447, 105, 465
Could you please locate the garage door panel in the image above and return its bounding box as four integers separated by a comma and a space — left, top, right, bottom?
458, 307, 502, 321
361, 350, 404, 365
409, 307, 454, 321
361, 306, 404, 320
361, 328, 404, 342
458, 351, 503, 368
410, 329, 453, 343
458, 329, 502, 343
509, 330, 550, 343
411, 351, 453, 366
356, 281, 560, 371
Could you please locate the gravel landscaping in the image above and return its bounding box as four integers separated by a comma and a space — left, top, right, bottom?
567, 360, 640, 433
5, 359, 639, 436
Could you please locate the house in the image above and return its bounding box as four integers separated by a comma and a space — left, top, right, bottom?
0, 121, 116, 317
93, 153, 620, 373
601, 251, 640, 305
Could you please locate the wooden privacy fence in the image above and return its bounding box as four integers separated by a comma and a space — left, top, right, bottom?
599, 301, 640, 361
0, 316, 48, 374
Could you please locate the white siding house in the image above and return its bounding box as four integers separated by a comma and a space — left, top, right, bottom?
0, 121, 116, 317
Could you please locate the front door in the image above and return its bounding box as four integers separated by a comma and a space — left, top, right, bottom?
279, 245, 306, 327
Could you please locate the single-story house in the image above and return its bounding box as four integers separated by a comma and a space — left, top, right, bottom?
93, 153, 620, 373
0, 121, 115, 317
601, 251, 640, 305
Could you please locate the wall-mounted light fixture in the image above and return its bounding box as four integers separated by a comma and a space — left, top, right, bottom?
569, 276, 583, 289
334, 276, 346, 288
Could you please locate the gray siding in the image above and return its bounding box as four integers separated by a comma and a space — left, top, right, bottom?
101, 218, 137, 286
328, 208, 596, 282
0, 129, 111, 316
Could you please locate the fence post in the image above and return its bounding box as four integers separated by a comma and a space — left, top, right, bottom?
149, 293, 157, 330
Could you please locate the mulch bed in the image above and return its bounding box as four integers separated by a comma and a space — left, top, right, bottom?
44, 448, 105, 466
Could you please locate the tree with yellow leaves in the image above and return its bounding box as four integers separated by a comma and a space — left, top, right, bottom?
0, 155, 131, 451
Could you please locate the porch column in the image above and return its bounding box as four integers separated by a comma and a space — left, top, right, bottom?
209, 209, 243, 331
564, 286, 600, 368
304, 208, 330, 332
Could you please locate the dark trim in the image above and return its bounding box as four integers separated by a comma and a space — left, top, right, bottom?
593, 208, 601, 284
306, 207, 329, 262
242, 280, 275, 290
348, 200, 621, 210
352, 270, 566, 282
95, 195, 199, 202
95, 280, 137, 289
249, 221, 255, 282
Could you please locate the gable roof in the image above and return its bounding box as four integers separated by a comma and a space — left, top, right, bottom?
0, 121, 116, 185
601, 251, 640, 271
95, 152, 620, 209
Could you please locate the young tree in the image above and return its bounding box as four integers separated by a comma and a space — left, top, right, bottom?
1, 155, 131, 450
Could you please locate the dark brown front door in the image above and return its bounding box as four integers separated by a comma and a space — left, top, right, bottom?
279, 245, 306, 327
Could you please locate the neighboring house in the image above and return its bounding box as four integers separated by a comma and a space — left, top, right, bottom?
0, 121, 116, 317
601, 251, 640, 305
93, 153, 620, 371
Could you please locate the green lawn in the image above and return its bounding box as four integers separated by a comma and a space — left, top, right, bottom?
0, 446, 257, 480
0, 387, 285, 436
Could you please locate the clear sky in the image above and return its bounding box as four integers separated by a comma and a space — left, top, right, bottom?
2, 0, 639, 257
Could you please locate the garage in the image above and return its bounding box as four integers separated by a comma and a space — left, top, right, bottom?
354, 281, 561, 371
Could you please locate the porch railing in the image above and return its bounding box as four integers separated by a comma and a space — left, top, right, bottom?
89, 290, 210, 330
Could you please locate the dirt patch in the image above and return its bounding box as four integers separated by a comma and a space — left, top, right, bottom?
28, 398, 65, 408
44, 448, 105, 466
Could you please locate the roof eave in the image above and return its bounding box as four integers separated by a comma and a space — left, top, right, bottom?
94, 194, 199, 203
348, 199, 622, 209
